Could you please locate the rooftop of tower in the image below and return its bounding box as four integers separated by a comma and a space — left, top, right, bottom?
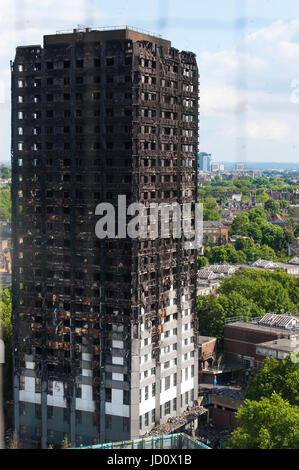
44, 25, 172, 48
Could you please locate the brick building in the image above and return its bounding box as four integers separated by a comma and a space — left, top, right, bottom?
224, 314, 299, 368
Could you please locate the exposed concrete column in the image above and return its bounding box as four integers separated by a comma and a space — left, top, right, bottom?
70, 382, 76, 446
41, 380, 47, 449
0, 336, 5, 449
130, 329, 140, 440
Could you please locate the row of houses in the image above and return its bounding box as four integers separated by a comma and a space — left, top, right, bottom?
197, 257, 299, 296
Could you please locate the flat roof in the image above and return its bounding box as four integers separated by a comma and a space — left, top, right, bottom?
44, 26, 171, 49
257, 338, 299, 353
198, 336, 216, 345
225, 320, 299, 337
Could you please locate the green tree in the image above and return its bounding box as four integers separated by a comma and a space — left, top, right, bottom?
231, 213, 250, 235
197, 296, 226, 345
280, 199, 288, 210
227, 393, 299, 449
219, 291, 262, 322
247, 223, 262, 244
248, 206, 267, 223
258, 244, 277, 261
0, 189, 11, 221
61, 435, 71, 449
0, 166, 11, 180
265, 199, 280, 214
199, 196, 222, 221
245, 355, 299, 406
0, 286, 13, 402
197, 256, 209, 268
219, 270, 298, 314
206, 244, 247, 264
203, 232, 214, 247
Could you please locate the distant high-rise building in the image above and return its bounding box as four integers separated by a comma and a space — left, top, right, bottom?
211, 163, 220, 172
235, 163, 245, 171
198, 153, 211, 172
11, 27, 199, 448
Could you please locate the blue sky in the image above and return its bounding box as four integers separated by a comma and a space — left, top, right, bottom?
0, 0, 299, 164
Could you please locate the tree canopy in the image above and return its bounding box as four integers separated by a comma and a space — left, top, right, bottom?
230, 207, 294, 257
227, 393, 299, 449
199, 195, 222, 221
0, 286, 13, 401
0, 189, 11, 221
197, 270, 299, 346
245, 355, 299, 406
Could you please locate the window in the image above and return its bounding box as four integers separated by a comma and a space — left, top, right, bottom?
152, 383, 156, 397
20, 402, 26, 416
35, 404, 41, 419
165, 376, 170, 391
48, 380, 53, 395
173, 373, 177, 387
139, 416, 142, 430
47, 406, 53, 420
164, 401, 171, 416
76, 410, 82, 424
76, 384, 82, 398
123, 417, 129, 432
35, 378, 41, 393
123, 390, 130, 405
105, 414, 112, 429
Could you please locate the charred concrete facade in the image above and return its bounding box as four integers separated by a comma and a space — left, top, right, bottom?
11, 27, 199, 449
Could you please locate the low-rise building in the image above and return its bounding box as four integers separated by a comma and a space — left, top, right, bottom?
249, 258, 299, 276
202, 221, 230, 246
288, 238, 299, 257
256, 337, 299, 362
197, 264, 236, 296
198, 336, 217, 373
224, 313, 299, 368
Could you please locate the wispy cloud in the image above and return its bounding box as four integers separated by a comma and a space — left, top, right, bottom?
200, 20, 299, 149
